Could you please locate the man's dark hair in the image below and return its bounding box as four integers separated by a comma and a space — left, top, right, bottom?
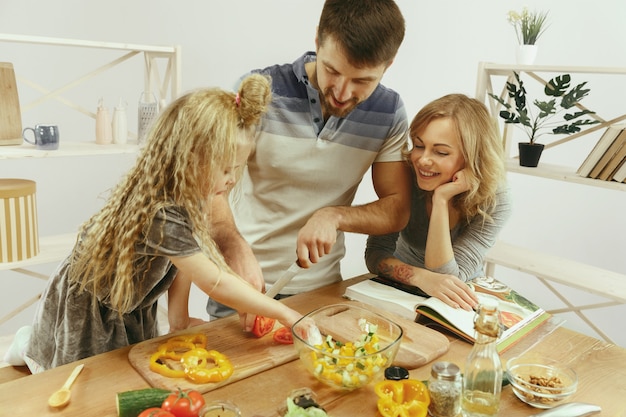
317, 0, 405, 68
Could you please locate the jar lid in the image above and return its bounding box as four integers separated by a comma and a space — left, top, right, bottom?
431, 361, 461, 381
384, 366, 409, 380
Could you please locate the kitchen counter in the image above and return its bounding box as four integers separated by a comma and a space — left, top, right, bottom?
1, 274, 624, 416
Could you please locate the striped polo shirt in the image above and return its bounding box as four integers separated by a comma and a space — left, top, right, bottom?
231, 51, 409, 293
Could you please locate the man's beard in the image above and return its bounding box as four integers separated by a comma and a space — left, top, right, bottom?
309, 65, 359, 119
319, 89, 359, 119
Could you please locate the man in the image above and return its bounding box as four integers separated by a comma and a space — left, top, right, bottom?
209, 0, 412, 319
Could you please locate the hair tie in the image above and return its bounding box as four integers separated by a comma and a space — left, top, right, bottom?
235, 93, 241, 107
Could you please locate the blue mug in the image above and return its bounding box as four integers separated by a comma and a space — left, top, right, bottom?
22, 124, 60, 150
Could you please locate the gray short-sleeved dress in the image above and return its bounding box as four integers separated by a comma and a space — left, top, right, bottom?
26, 206, 201, 370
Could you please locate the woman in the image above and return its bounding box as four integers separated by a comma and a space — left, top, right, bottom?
7, 74, 303, 372
365, 94, 512, 311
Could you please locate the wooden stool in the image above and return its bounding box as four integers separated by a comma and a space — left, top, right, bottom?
0, 179, 39, 262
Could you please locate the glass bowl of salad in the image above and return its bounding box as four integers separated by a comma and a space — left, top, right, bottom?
292, 303, 403, 390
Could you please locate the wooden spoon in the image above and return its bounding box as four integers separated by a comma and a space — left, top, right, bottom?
47, 364, 85, 408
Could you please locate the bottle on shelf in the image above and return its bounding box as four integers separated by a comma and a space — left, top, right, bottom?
95, 98, 112, 145
112, 97, 128, 145
461, 298, 502, 417
138, 91, 159, 144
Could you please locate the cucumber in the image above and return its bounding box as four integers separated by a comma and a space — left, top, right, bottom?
116, 388, 172, 417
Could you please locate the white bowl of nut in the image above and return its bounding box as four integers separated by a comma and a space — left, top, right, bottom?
506, 356, 578, 409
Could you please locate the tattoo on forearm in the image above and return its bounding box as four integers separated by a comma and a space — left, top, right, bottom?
379, 261, 414, 285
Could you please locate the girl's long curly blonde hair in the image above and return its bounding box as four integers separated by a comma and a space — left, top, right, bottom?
69, 74, 272, 314
408, 94, 506, 223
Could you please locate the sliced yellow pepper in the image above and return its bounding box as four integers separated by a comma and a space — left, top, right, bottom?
166, 333, 208, 347
181, 348, 234, 384
374, 379, 430, 417
149, 349, 187, 378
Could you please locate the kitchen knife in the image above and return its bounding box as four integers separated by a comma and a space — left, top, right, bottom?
266, 261, 302, 298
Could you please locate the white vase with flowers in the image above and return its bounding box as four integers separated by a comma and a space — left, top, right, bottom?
507, 7, 549, 65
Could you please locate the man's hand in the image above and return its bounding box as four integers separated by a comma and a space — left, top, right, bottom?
296, 207, 339, 268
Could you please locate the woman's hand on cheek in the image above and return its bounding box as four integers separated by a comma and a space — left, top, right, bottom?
435, 169, 470, 201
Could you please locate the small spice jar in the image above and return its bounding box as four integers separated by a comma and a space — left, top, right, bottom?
428, 361, 462, 417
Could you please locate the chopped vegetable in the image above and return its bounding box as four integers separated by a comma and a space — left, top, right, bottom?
308, 320, 392, 389
284, 397, 328, 417
149, 349, 187, 379
374, 379, 430, 417
180, 348, 234, 383
148, 333, 233, 384
273, 326, 294, 344
252, 315, 276, 337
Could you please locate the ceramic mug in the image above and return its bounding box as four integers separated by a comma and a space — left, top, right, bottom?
22, 124, 60, 150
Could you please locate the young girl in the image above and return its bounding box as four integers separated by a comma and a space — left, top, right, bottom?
7, 74, 303, 372
365, 94, 512, 311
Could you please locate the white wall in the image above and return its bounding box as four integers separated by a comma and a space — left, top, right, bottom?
1, 0, 625, 345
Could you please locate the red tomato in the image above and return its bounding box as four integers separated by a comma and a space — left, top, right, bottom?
252, 315, 276, 337
138, 408, 176, 417
161, 389, 205, 417
273, 326, 294, 344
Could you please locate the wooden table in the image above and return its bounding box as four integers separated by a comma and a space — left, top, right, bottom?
1, 275, 625, 416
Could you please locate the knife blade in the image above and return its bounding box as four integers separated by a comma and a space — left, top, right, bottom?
266, 261, 301, 298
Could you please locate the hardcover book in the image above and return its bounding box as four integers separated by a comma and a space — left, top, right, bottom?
612, 158, 626, 183
590, 129, 626, 179
577, 124, 625, 178
597, 131, 626, 181
343, 276, 552, 353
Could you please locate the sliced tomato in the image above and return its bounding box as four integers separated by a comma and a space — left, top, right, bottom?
138, 408, 176, 417
252, 315, 276, 337
273, 326, 294, 344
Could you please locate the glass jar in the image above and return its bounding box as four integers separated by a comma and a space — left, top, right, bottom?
200, 400, 241, 417
428, 361, 462, 417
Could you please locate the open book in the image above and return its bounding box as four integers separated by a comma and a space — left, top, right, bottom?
343, 276, 551, 353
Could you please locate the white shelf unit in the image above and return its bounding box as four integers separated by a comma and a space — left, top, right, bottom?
475, 62, 626, 192
476, 62, 626, 344
0, 34, 181, 327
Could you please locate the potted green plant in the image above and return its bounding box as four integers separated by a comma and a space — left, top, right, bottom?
489, 72, 599, 167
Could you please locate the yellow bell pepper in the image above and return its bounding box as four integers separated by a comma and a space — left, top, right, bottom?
374, 379, 430, 417
181, 348, 234, 383
149, 349, 187, 379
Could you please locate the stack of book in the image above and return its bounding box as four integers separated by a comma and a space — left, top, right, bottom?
577, 124, 626, 182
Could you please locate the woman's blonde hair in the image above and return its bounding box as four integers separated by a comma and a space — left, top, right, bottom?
408, 93, 506, 223
69, 74, 272, 314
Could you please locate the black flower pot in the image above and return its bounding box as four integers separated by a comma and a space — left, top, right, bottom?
518, 142, 544, 167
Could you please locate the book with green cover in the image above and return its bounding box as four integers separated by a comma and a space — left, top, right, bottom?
343, 276, 552, 353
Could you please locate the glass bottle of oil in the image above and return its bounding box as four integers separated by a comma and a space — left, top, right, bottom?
461, 298, 502, 417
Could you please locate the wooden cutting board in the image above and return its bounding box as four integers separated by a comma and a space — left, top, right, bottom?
128, 301, 449, 393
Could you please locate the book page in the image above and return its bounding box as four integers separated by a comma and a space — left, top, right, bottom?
344, 276, 550, 352
343, 278, 426, 321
